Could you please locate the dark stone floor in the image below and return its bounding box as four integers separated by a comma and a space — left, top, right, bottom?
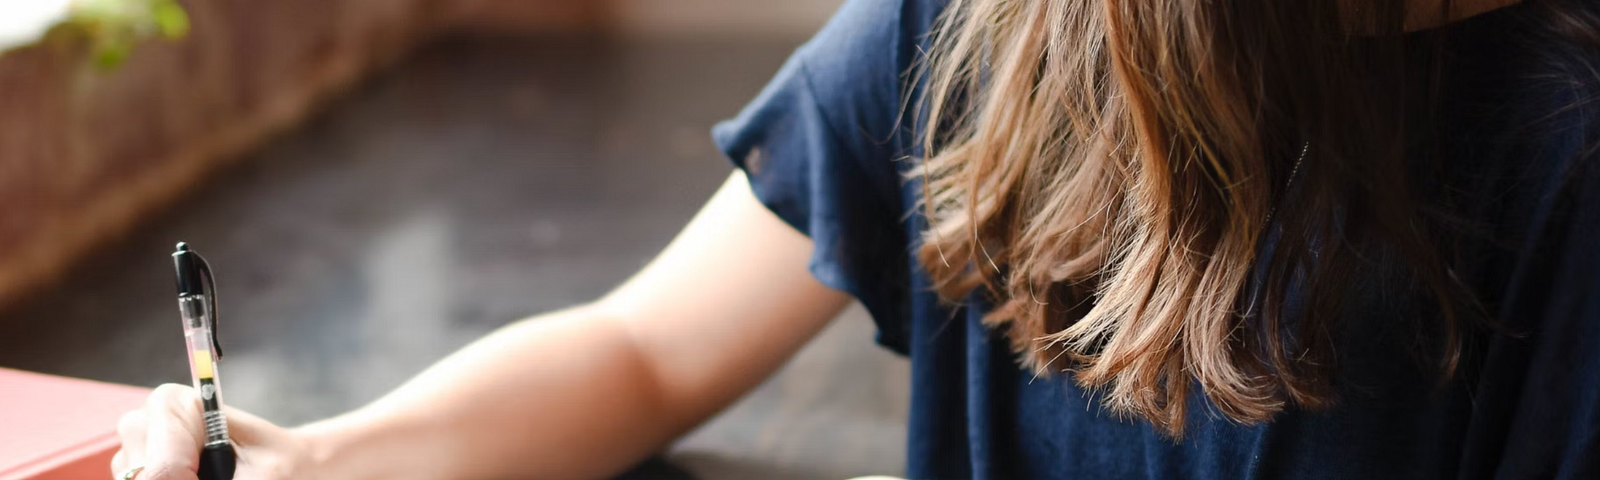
0, 35, 907, 479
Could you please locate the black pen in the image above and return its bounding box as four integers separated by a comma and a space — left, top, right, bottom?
172, 243, 237, 480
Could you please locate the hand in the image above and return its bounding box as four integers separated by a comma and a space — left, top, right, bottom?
112, 384, 313, 479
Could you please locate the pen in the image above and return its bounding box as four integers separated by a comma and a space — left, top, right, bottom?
172, 242, 237, 480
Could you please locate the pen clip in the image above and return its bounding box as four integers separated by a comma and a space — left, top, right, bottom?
192, 250, 224, 359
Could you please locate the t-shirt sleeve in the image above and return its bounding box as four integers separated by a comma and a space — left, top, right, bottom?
711, 0, 917, 353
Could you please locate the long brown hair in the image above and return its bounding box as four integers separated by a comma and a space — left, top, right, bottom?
914, 0, 1480, 435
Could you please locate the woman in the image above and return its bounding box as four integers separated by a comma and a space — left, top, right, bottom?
112, 0, 1600, 478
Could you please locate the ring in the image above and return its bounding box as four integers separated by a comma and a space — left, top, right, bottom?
120, 465, 144, 480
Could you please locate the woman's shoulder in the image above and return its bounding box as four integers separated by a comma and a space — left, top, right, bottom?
785, 0, 947, 144
710, 0, 953, 352
1452, 0, 1600, 186
1449, 0, 1600, 299
1495, 0, 1600, 132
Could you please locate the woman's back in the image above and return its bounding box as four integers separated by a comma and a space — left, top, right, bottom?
712, 0, 1600, 477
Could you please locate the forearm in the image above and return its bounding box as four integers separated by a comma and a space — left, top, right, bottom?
295, 304, 677, 480
286, 173, 848, 480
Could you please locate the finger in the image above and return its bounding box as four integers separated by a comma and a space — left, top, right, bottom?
116, 410, 147, 464
221, 406, 274, 446
110, 449, 126, 478
141, 384, 204, 479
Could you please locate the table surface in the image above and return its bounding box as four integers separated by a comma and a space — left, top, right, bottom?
0, 35, 909, 480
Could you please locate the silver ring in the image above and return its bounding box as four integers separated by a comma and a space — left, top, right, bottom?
120, 465, 144, 480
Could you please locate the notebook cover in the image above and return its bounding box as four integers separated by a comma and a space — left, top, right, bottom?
0, 368, 150, 480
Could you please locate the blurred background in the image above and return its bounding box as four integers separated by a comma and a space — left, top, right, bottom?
0, 0, 909, 478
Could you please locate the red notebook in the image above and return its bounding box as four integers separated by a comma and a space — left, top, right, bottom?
0, 368, 149, 480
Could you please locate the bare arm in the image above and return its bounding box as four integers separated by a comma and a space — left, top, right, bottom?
115, 171, 851, 480
303, 171, 851, 480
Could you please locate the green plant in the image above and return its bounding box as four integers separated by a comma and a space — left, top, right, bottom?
69, 0, 190, 68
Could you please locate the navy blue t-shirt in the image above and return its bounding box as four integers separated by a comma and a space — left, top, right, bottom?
712, 0, 1600, 478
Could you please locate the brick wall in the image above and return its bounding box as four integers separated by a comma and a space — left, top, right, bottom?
0, 0, 447, 308
0, 0, 837, 308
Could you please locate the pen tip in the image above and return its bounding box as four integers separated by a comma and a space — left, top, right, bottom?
175, 242, 190, 252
